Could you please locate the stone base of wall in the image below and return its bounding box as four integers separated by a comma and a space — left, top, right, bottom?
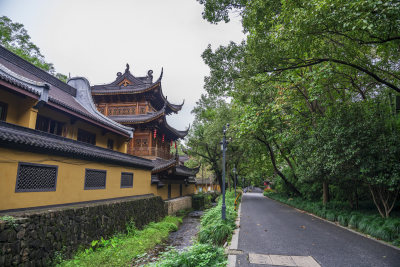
0, 195, 166, 266
165, 196, 192, 215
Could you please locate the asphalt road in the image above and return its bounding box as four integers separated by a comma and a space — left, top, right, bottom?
236, 193, 400, 267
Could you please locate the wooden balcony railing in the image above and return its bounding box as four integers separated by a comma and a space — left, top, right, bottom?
127, 147, 174, 159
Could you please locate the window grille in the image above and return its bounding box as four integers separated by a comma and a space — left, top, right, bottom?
121, 172, 133, 188
84, 169, 106, 189
16, 163, 58, 192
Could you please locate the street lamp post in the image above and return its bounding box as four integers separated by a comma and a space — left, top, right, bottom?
233, 165, 237, 199
221, 124, 229, 220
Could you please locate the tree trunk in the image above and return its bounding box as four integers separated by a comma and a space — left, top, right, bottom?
263, 139, 301, 196
323, 181, 329, 205
369, 185, 399, 218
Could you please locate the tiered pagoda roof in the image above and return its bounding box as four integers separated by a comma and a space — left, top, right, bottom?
91, 64, 184, 114
90, 64, 196, 187
91, 64, 188, 140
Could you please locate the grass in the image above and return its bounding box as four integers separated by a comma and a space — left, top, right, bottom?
265, 192, 400, 246
148, 190, 241, 266
56, 216, 181, 267
147, 243, 226, 267
198, 190, 240, 246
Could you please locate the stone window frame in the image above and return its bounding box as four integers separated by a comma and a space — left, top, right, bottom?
15, 162, 58, 192
120, 172, 134, 188
84, 169, 106, 190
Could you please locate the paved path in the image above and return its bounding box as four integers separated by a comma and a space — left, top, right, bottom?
235, 193, 400, 267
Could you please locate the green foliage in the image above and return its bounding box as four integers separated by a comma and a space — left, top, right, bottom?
0, 215, 17, 228
57, 216, 181, 267
148, 243, 226, 267
198, 191, 239, 246
197, 0, 400, 217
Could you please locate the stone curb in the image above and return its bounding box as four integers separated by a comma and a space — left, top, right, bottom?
226, 194, 243, 267
265, 195, 400, 252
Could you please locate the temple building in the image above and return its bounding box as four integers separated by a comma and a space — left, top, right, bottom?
0, 46, 156, 211
0, 45, 197, 212
91, 64, 198, 199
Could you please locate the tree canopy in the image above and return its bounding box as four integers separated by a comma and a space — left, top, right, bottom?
189, 0, 400, 217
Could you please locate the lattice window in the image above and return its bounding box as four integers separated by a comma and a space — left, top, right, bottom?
16, 163, 58, 192
84, 169, 106, 189
121, 172, 133, 188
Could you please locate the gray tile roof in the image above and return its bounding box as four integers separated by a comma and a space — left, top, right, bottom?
175, 165, 200, 177
152, 158, 177, 173
0, 121, 154, 169
0, 45, 133, 138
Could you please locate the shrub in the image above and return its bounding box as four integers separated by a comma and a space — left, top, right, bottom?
198, 190, 239, 246
348, 213, 363, 229
325, 211, 337, 222
338, 214, 350, 227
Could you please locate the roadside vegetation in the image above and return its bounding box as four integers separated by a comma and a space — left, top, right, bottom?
265, 192, 400, 247
185, 0, 400, 227
56, 216, 181, 267
149, 190, 241, 266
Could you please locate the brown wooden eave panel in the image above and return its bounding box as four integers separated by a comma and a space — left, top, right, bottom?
0, 80, 40, 100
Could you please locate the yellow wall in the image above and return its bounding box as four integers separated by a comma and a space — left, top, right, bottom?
0, 89, 128, 153
183, 184, 196, 195
36, 107, 126, 152
171, 184, 180, 199
154, 183, 195, 200
0, 89, 38, 128
156, 186, 168, 200
0, 148, 153, 211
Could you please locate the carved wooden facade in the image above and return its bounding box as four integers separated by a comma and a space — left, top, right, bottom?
91, 64, 187, 160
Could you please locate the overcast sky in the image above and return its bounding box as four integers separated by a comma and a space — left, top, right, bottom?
0, 0, 244, 130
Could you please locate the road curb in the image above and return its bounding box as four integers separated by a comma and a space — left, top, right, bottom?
264, 195, 400, 252
227, 196, 242, 267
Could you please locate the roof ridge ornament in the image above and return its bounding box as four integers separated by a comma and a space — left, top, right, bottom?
125, 63, 130, 73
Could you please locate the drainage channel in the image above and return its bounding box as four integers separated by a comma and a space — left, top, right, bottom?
131, 211, 203, 266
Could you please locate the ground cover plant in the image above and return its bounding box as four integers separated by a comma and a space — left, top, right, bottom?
56, 216, 181, 267
198, 190, 239, 246
148, 243, 226, 267
149, 190, 241, 266
265, 192, 400, 247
